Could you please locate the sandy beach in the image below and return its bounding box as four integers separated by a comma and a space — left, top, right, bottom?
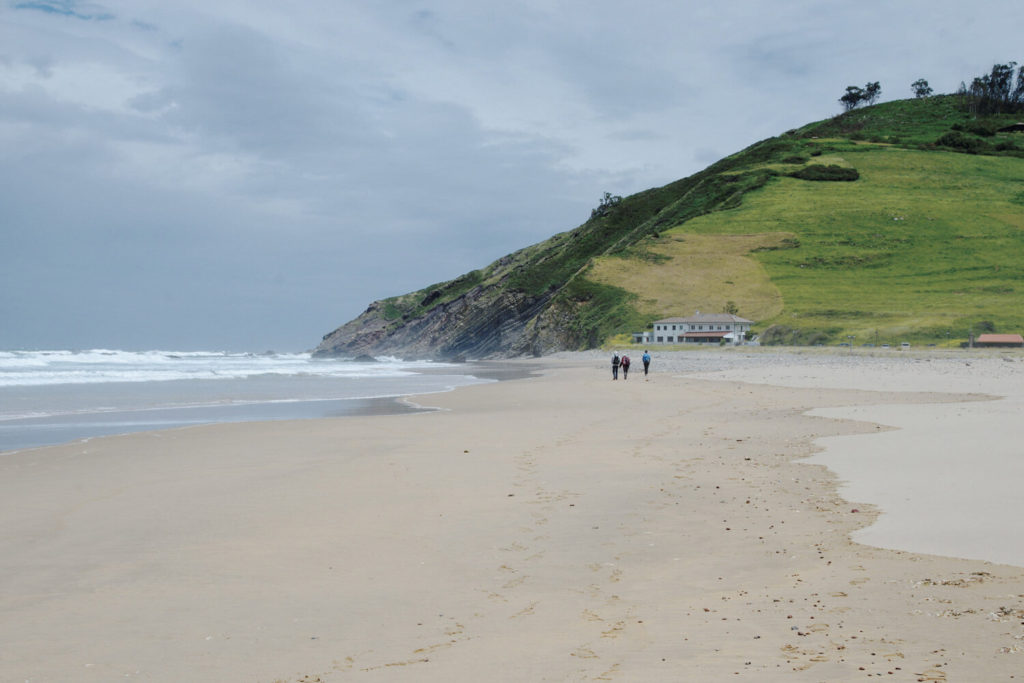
2, 349, 1023, 682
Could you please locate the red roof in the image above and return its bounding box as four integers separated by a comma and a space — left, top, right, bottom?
976, 334, 1024, 344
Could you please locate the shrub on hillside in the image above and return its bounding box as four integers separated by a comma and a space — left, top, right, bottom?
382, 301, 404, 320
789, 165, 860, 181
952, 121, 1000, 136
936, 131, 989, 152
969, 121, 998, 137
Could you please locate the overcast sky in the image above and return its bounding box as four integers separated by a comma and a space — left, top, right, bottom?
1, 1, 1018, 351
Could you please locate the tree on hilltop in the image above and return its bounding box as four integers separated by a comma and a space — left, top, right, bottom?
591, 191, 623, 219
862, 81, 882, 105
839, 86, 864, 112
911, 78, 933, 98
839, 81, 881, 111
958, 62, 1024, 114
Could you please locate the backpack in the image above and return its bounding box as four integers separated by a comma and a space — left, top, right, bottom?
621, 356, 630, 367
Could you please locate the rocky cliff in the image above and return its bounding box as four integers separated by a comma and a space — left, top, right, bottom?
315, 285, 556, 360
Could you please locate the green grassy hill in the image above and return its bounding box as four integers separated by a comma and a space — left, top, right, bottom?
576, 96, 1024, 347
317, 95, 1024, 357
596, 141, 1024, 346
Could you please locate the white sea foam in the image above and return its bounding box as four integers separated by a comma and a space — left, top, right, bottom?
0, 349, 449, 387
0, 349, 487, 451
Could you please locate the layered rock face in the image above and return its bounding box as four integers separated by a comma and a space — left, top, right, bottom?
314, 284, 565, 360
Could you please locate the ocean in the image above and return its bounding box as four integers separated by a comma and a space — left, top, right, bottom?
0, 349, 508, 453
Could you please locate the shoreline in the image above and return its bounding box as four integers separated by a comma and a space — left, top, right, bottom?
0, 361, 543, 455
659, 347, 1024, 567
2, 350, 1023, 681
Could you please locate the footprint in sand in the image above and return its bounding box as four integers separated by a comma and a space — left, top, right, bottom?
500, 542, 527, 552
601, 621, 626, 638
595, 663, 621, 680
510, 601, 537, 618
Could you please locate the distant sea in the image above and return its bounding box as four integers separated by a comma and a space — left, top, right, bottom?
0, 349, 507, 453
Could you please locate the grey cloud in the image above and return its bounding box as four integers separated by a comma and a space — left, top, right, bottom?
158, 26, 368, 156
14, 1, 115, 21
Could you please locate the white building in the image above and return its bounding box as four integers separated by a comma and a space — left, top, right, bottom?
633, 312, 754, 345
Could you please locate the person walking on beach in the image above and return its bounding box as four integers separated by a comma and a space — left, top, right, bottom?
620, 354, 631, 380
611, 352, 620, 380
642, 350, 651, 378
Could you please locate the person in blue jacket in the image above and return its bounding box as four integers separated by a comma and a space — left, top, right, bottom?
642, 350, 651, 377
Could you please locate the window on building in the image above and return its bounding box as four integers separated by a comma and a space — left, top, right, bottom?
656, 336, 663, 342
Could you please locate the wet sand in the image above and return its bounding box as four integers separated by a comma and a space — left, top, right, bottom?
1, 349, 1022, 681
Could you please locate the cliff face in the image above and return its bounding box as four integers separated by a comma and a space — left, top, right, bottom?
314, 281, 562, 359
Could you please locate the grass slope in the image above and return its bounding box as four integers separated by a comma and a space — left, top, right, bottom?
588, 232, 790, 322
576, 97, 1024, 346
666, 147, 1024, 345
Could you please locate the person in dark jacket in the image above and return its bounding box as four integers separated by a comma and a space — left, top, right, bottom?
611, 352, 620, 380
620, 354, 631, 379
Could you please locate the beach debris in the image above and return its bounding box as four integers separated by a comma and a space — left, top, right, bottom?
916, 573, 988, 587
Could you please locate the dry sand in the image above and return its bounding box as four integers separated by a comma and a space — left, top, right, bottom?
2, 349, 1023, 682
